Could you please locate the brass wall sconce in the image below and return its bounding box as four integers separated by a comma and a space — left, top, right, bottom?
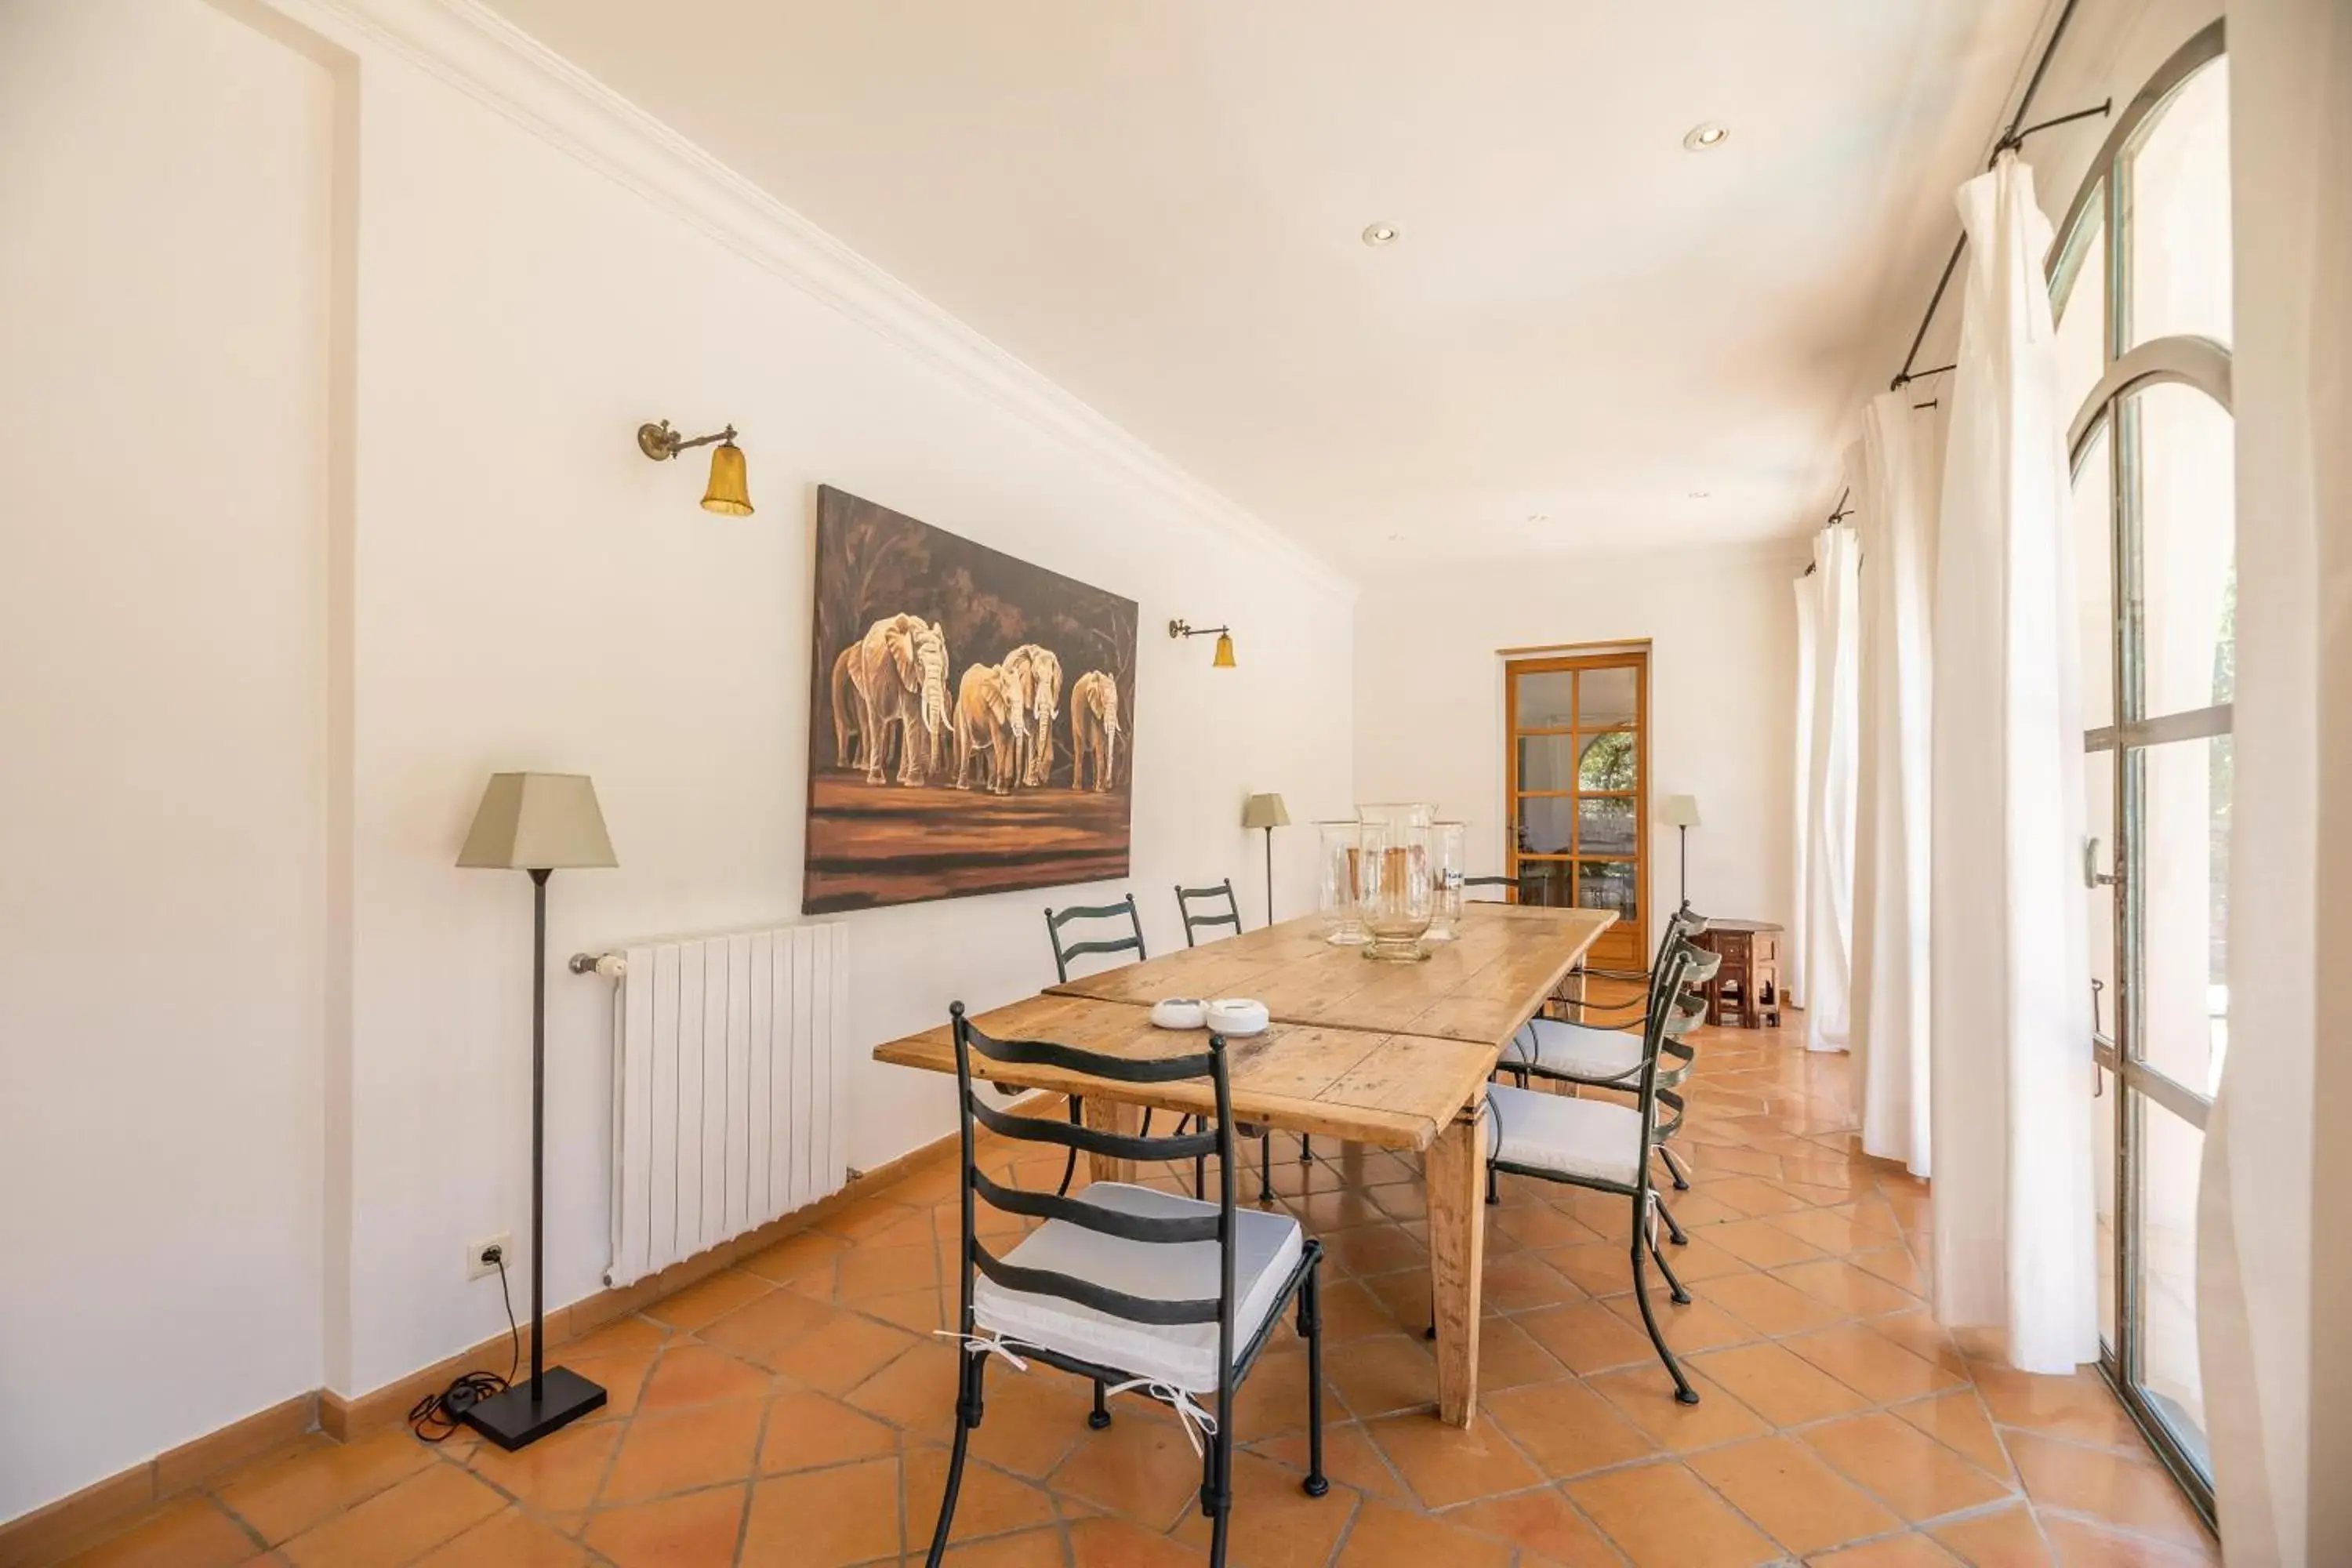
1169, 619, 1236, 669
637, 419, 753, 516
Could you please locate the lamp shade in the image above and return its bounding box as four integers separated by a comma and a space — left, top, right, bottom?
1211, 631, 1236, 669
458, 773, 618, 869
1660, 794, 1701, 829
699, 441, 753, 517
1241, 793, 1291, 830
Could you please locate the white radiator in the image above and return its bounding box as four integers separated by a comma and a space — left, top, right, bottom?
597, 923, 850, 1287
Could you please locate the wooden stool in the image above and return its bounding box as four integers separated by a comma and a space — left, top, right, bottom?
1690, 920, 1783, 1029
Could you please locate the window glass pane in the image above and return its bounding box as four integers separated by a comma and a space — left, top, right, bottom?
2096, 1067, 2118, 1349
1577, 797, 1635, 855
2139, 735, 2229, 1094
2127, 62, 2233, 350
1515, 859, 1573, 908
2134, 1097, 2209, 1455
1515, 797, 1573, 856
1576, 859, 1638, 924
2074, 422, 2115, 731
2136, 382, 2236, 718
1578, 731, 1638, 791
2056, 207, 2107, 416
2087, 746, 2117, 1040
1514, 669, 1574, 728
1577, 666, 1638, 728
1516, 734, 1576, 793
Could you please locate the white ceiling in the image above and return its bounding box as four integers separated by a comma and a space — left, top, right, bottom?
482, 0, 2045, 573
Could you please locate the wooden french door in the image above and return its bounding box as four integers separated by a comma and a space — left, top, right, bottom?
1504, 650, 1648, 970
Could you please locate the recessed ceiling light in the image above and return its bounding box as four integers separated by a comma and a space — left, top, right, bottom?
1361, 222, 1401, 247
1385, 531, 1406, 541
1688, 491, 1711, 499
1682, 122, 1730, 151
1526, 514, 1550, 524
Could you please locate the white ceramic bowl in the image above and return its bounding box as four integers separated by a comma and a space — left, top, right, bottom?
1149, 997, 1207, 1029
1203, 997, 1271, 1036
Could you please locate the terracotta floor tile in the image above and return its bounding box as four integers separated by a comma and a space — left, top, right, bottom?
1701, 1270, 1853, 1336
637, 1343, 775, 1410
213, 1428, 434, 1544
1689, 1436, 1904, 1555
1599, 1289, 1761, 1355
564, 1314, 670, 1359
1050, 1407, 1211, 1530
1585, 1363, 1773, 1453
1927, 1501, 2054, 1565
1362, 1411, 1539, 1508
1868, 1311, 1972, 1378
742, 1455, 902, 1565
1802, 1414, 2014, 1523
938, 1526, 1069, 1565
1708, 1217, 1834, 1269
1167, 1449, 1352, 1565
1774, 1258, 1928, 1317
560, 1348, 659, 1417
582, 1484, 748, 1568
1809, 1535, 1968, 1566
860, 1283, 950, 1333
1446, 1486, 1621, 1566
1539, 1240, 1643, 1297
842, 1338, 961, 1434
1069, 1515, 1209, 1565
905, 1448, 1059, 1544
771, 1309, 924, 1395
694, 1286, 842, 1365
600, 1397, 764, 1503
1892, 1391, 2016, 1479
413, 1507, 590, 1567
279, 1462, 504, 1568
1479, 1250, 1585, 1312
1693, 1175, 1814, 1218
1784, 1323, 1966, 1404
1485, 1377, 1661, 1477
1312, 1278, 1406, 1341
1687, 1341, 1874, 1427
1966, 1364, 2145, 1450
1250, 1421, 1407, 1501
1332, 1501, 1515, 1568
1515, 1299, 1661, 1375
1566, 1460, 1780, 1567
1493, 1200, 1612, 1250
1322, 1333, 1439, 1419
2037, 1513, 2218, 1565
2005, 1433, 2211, 1551
1322, 1223, 1428, 1278
836, 1240, 940, 1301
1851, 1245, 1930, 1294
460, 1417, 621, 1511
737, 1228, 850, 1286
1769, 1205, 1893, 1255
642, 1268, 773, 1330
53, 1497, 258, 1568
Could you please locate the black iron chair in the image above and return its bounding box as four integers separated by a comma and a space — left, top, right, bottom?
1483, 942, 1704, 1403
931, 1004, 1329, 1567
1040, 896, 1150, 1196
1174, 880, 1312, 1203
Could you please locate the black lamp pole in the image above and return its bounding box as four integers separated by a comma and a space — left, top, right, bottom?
1261, 826, 1276, 925
1677, 825, 1690, 906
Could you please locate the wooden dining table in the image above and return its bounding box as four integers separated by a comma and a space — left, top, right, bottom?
872, 902, 1615, 1428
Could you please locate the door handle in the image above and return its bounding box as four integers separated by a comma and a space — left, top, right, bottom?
2084, 837, 2121, 888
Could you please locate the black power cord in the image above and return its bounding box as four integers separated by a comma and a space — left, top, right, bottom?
408, 1247, 521, 1443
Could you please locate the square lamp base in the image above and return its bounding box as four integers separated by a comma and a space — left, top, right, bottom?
459, 1366, 608, 1450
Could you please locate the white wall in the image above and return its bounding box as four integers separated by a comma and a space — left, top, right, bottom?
0, 0, 1353, 1514
0, 0, 335, 1519
1352, 543, 1802, 943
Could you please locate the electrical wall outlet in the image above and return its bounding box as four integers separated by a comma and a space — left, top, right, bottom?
467, 1232, 512, 1281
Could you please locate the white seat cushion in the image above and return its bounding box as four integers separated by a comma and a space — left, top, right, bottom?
1486, 1083, 1645, 1187
973, 1181, 1304, 1393
1506, 1018, 1642, 1081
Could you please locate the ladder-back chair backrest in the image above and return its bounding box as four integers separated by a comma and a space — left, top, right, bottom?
1045, 895, 1148, 982
1461, 875, 1518, 903
1174, 880, 1244, 947
1632, 943, 1703, 1189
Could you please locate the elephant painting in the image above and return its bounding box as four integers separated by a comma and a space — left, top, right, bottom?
1000, 644, 1063, 787
953, 664, 1020, 794
835, 613, 951, 785
1070, 670, 1122, 792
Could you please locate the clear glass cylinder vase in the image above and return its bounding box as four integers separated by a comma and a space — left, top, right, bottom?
1316, 820, 1370, 945
1357, 802, 1435, 961
1425, 820, 1467, 941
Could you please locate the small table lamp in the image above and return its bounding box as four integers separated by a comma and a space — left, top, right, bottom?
456, 772, 618, 1449
1660, 794, 1700, 909
1241, 793, 1290, 924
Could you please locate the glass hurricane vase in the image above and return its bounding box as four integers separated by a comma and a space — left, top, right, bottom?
1357, 803, 1436, 961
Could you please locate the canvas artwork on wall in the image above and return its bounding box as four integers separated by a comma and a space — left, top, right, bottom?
803, 485, 1138, 913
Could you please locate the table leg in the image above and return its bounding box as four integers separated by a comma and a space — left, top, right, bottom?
1081, 1096, 1140, 1185
1425, 1110, 1486, 1428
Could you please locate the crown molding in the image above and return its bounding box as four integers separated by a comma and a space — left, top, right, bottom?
262, 0, 1355, 600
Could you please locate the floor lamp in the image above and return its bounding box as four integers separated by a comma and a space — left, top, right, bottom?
1661, 794, 1700, 907
1242, 793, 1290, 924
456, 771, 618, 1449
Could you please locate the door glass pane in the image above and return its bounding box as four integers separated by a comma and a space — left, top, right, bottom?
1577, 666, 1638, 728
2096, 1066, 2118, 1347
2135, 383, 2236, 718
2074, 423, 2116, 731
1515, 670, 1575, 728
2056, 209, 2108, 416
2087, 746, 2118, 1042
1515, 860, 1572, 908
1576, 859, 1638, 924
2135, 1096, 2209, 1457
2140, 735, 2230, 1094
1515, 797, 1573, 856
1577, 797, 1636, 855
1577, 731, 1638, 791
1517, 734, 1576, 793
2128, 62, 2233, 350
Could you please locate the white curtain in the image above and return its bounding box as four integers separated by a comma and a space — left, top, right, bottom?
1795, 522, 1861, 1051
1927, 152, 2098, 1375
2201, 1, 2347, 1558
1789, 581, 1815, 1007
1849, 392, 1943, 1174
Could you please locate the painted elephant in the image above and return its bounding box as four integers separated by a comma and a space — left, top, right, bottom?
840, 613, 950, 785
953, 663, 1019, 794
1000, 643, 1063, 787
1069, 670, 1122, 793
